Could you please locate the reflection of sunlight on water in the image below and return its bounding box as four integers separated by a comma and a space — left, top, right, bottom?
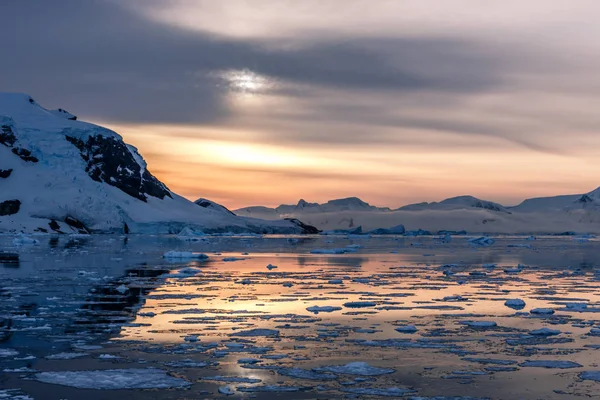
119, 252, 600, 344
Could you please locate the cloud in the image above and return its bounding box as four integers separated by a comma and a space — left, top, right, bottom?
0, 0, 507, 125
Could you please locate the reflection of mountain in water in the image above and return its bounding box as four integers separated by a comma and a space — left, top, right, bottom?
67, 265, 170, 336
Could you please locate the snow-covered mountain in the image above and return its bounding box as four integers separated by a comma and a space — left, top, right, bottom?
0, 93, 316, 234
509, 194, 582, 212
236, 197, 390, 219
398, 196, 510, 213
234, 191, 600, 234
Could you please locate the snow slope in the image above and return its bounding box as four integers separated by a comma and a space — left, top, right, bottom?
398, 195, 510, 213
0, 93, 315, 234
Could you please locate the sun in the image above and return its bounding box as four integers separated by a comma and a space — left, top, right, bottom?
220, 69, 270, 94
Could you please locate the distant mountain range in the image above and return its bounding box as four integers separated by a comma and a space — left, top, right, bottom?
233, 189, 600, 234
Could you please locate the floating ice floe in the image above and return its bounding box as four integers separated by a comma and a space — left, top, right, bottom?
579, 371, 600, 382
0, 349, 18, 358
395, 325, 418, 333
34, 368, 191, 389
468, 237, 495, 246
343, 301, 377, 308
45, 352, 88, 360
443, 295, 467, 302
218, 386, 234, 395
266, 264, 278, 270
277, 367, 338, 380
519, 360, 582, 369
459, 321, 497, 328
343, 387, 416, 397
530, 308, 555, 315
202, 376, 262, 383
12, 235, 39, 246
462, 358, 517, 365
230, 329, 280, 337
409, 397, 490, 400
306, 306, 342, 314
314, 362, 395, 376
310, 248, 355, 254
529, 328, 561, 336
223, 257, 245, 262
237, 358, 260, 364
237, 385, 305, 392
0, 389, 34, 400
163, 251, 209, 260
504, 299, 526, 310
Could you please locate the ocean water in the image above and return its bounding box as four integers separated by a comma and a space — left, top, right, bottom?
1, 234, 600, 399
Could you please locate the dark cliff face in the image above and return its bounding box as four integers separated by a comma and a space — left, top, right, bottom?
0, 200, 21, 216
65, 135, 172, 202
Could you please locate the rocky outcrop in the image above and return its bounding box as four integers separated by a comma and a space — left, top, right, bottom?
0, 124, 38, 163
284, 218, 320, 234
0, 200, 21, 216
195, 198, 236, 215
0, 169, 12, 178
65, 135, 171, 202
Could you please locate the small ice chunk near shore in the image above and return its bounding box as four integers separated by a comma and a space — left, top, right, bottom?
34, 368, 191, 389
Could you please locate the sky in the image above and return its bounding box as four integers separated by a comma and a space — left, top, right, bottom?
2, 1, 600, 209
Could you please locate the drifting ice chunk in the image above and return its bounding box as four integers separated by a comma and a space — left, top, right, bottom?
266, 264, 278, 270
529, 328, 561, 336
315, 362, 395, 376
0, 349, 18, 358
343, 301, 377, 308
343, 387, 416, 397
34, 368, 191, 389
237, 385, 304, 392
12, 236, 39, 246
218, 386, 234, 395
223, 257, 245, 262
468, 237, 495, 246
163, 251, 209, 260
310, 248, 353, 254
504, 299, 526, 310
46, 352, 88, 360
519, 360, 582, 369
277, 367, 338, 380
530, 308, 554, 315
459, 321, 497, 328
230, 329, 280, 337
579, 371, 600, 382
395, 325, 418, 333
306, 306, 342, 314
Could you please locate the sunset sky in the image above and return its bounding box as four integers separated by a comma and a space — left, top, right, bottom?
2, 1, 600, 209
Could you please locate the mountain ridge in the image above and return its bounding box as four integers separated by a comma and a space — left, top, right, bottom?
0, 93, 316, 234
